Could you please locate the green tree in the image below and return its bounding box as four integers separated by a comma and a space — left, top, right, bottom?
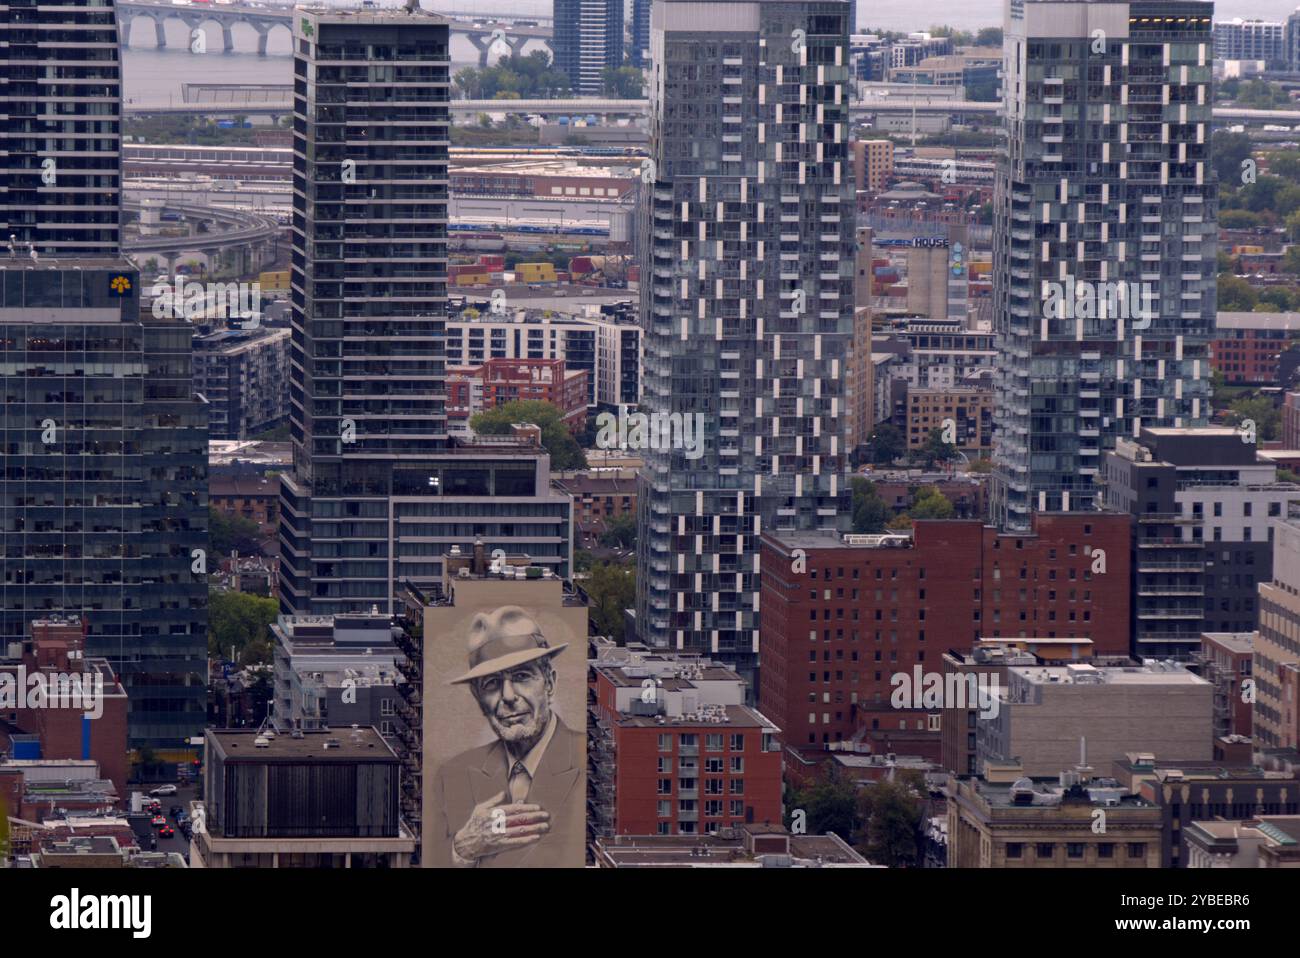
886, 513, 915, 531
967, 457, 994, 474
975, 27, 1003, 46
602, 65, 645, 98
470, 399, 588, 470
856, 776, 925, 867
787, 764, 859, 842
910, 487, 956, 520
850, 477, 889, 533
1228, 395, 1280, 441
1218, 274, 1259, 311
600, 513, 637, 549
920, 427, 957, 468
209, 507, 262, 556
585, 560, 635, 642
208, 590, 278, 664
1219, 209, 1263, 230
1212, 130, 1253, 187
867, 422, 906, 465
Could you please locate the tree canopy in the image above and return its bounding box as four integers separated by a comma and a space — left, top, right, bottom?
470, 399, 587, 470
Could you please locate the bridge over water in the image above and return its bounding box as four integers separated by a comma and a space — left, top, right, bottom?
116, 0, 552, 61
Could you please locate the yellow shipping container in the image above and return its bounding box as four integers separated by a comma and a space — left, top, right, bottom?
259, 269, 290, 291
1233, 245, 1264, 255
516, 262, 557, 283
453, 272, 492, 286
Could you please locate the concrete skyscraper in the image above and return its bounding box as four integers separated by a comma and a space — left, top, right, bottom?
635, 0, 854, 688
280, 7, 573, 617
1, 0, 123, 256
990, 0, 1217, 531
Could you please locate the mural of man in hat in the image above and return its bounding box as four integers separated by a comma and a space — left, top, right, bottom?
431, 605, 584, 867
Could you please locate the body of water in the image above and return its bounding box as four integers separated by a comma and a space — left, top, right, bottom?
122, 1, 1300, 103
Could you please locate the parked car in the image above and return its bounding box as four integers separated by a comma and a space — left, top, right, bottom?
169, 805, 184, 818
151, 816, 167, 828
149, 784, 178, 796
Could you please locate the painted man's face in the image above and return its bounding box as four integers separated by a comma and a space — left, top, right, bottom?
472, 660, 554, 745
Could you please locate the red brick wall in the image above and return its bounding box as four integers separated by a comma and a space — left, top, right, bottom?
760, 514, 1132, 756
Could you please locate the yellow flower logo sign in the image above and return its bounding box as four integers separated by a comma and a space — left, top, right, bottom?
110, 275, 132, 295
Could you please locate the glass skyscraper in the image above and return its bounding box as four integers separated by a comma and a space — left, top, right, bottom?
990, 0, 1217, 531
0, 260, 208, 750
635, 0, 854, 688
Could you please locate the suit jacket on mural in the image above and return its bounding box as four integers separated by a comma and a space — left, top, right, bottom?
430, 716, 585, 868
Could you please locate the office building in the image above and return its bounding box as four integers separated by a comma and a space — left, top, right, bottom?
977, 663, 1213, 778
1256, 518, 1300, 751
553, 0, 625, 95
587, 641, 783, 840
0, 259, 207, 752
636, 0, 855, 687
1213, 17, 1285, 66
946, 763, 1164, 868
853, 139, 895, 193
904, 385, 994, 453
445, 307, 640, 410
1, 0, 123, 256
1103, 427, 1300, 657
991, 2, 1217, 530
591, 824, 871, 866
193, 728, 416, 868
1114, 754, 1300, 866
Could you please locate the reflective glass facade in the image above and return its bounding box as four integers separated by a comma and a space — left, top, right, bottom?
0, 262, 207, 750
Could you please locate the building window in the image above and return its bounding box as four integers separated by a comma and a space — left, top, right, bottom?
731, 779, 744, 795
380, 699, 395, 716
658, 733, 672, 752
1036, 843, 1054, 860
730, 734, 745, 751
1128, 843, 1147, 859
706, 734, 723, 751
1098, 843, 1115, 859
1067, 843, 1084, 859
657, 778, 671, 795
1006, 843, 1022, 859
658, 800, 671, 818
730, 757, 744, 774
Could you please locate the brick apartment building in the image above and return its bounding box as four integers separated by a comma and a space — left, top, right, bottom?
0, 616, 129, 796
588, 642, 783, 840
1210, 313, 1300, 385
552, 469, 636, 547
210, 475, 281, 539
448, 357, 588, 432
759, 514, 1131, 763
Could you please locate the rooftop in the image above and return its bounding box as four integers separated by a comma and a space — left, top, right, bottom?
206, 727, 398, 762
1010, 662, 1209, 687
1201, 631, 1256, 654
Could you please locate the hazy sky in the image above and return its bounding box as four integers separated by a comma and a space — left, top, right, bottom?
310, 1, 1300, 34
